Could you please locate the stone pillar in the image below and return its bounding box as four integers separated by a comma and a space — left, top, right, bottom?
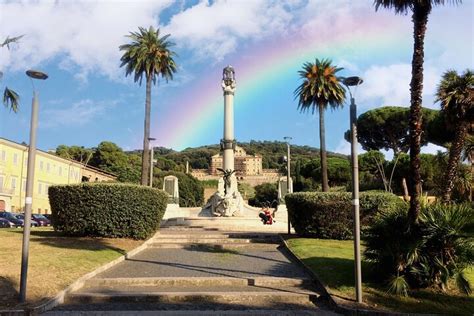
221, 65, 236, 174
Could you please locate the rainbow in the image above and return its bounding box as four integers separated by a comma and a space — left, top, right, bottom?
153, 12, 409, 150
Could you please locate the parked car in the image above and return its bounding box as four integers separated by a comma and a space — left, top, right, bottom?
32, 214, 51, 226
0, 218, 13, 228
15, 214, 39, 227
0, 212, 24, 227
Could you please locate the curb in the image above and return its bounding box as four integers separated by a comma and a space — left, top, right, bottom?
0, 232, 157, 316
279, 236, 440, 316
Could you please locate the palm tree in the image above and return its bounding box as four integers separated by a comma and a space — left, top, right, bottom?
435, 69, 473, 202
374, 0, 459, 222
119, 26, 177, 186
1, 35, 23, 113
294, 58, 346, 191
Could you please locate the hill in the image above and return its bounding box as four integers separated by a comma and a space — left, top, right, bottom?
147, 140, 347, 171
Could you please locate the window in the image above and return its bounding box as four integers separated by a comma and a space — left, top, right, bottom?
22, 179, 26, 192
0, 150, 6, 162
13, 153, 18, 165
0, 175, 4, 189
59, 167, 62, 176
11, 177, 17, 190
39, 161, 44, 171
38, 183, 43, 195
46, 163, 51, 173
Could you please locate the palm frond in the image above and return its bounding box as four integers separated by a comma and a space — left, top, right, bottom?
0, 35, 24, 49
387, 274, 409, 296
3, 87, 20, 112
373, 0, 460, 14
119, 26, 177, 86
294, 58, 346, 114
455, 271, 472, 295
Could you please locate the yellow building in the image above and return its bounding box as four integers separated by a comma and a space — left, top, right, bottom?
209, 145, 263, 176
0, 138, 116, 214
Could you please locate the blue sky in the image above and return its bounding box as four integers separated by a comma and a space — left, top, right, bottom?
0, 0, 472, 157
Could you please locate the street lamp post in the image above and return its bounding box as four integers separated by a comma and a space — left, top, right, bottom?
20, 70, 48, 302
343, 76, 363, 304
148, 137, 156, 187
284, 136, 292, 235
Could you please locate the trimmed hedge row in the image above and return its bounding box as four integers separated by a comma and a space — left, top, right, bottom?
285, 191, 406, 239
49, 183, 168, 239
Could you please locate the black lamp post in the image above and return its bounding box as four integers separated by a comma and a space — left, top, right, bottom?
20, 70, 48, 302
343, 76, 363, 304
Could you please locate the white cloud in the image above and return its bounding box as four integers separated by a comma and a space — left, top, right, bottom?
41, 98, 119, 128
163, 0, 294, 61
359, 63, 440, 108
334, 138, 364, 156
0, 0, 174, 81
421, 143, 446, 155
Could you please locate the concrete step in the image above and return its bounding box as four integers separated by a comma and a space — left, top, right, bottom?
154, 232, 280, 239
149, 238, 279, 244
43, 309, 334, 315
66, 286, 318, 306
84, 277, 313, 288
146, 243, 276, 249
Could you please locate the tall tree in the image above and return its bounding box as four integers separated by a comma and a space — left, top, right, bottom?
435, 69, 473, 202
294, 58, 346, 191
374, 0, 459, 222
1, 35, 23, 112
119, 26, 177, 185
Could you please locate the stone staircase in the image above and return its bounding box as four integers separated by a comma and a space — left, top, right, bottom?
44, 228, 338, 315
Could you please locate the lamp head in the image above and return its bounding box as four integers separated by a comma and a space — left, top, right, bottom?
343, 76, 363, 87
148, 137, 156, 141
26, 70, 48, 80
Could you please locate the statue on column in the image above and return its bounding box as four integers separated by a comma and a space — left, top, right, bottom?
222, 66, 236, 93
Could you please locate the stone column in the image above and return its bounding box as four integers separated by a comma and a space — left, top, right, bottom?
221, 66, 236, 173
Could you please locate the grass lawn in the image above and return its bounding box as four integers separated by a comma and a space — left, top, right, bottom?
0, 227, 144, 310
287, 238, 474, 315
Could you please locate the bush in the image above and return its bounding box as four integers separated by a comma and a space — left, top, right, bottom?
248, 182, 278, 207
285, 191, 405, 239
154, 171, 204, 207
238, 182, 255, 200
49, 183, 168, 239
364, 203, 474, 296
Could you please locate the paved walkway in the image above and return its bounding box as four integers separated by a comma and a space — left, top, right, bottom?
42, 227, 340, 315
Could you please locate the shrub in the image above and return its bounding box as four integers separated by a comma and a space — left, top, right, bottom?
49, 183, 168, 239
154, 171, 204, 207
364, 203, 474, 296
285, 191, 405, 239
238, 182, 255, 200
248, 182, 278, 207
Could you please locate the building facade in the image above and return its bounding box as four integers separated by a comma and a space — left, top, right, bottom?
209, 145, 263, 176
192, 145, 279, 186
0, 138, 116, 213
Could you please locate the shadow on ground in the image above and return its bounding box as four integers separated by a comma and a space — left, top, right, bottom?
0, 276, 19, 309
8, 229, 127, 254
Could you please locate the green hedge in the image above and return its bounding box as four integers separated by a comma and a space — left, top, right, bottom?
285, 191, 406, 239
49, 183, 168, 239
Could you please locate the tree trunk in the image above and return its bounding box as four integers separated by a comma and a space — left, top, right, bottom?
408, 5, 429, 223
141, 75, 152, 186
402, 178, 409, 201
319, 105, 329, 192
442, 122, 469, 202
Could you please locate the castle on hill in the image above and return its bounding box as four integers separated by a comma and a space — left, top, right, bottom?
191, 145, 279, 186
